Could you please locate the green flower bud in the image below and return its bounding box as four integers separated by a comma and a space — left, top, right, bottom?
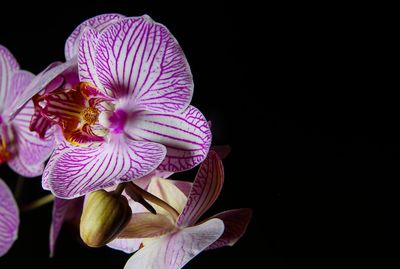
80, 189, 131, 247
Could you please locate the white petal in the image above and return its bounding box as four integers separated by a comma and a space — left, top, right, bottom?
124, 218, 224, 269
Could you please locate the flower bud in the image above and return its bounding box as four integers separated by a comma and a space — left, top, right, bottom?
80, 190, 131, 247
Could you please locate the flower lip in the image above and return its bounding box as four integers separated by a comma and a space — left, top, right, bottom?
32, 82, 109, 145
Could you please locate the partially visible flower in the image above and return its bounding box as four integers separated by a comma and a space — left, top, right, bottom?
33, 14, 211, 199
0, 45, 54, 177
0, 178, 19, 256
109, 151, 252, 269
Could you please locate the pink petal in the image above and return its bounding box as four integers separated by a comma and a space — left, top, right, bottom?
47, 135, 166, 198
177, 151, 224, 227
0, 178, 19, 257
107, 237, 142, 254
124, 218, 224, 269
49, 198, 71, 257
7, 152, 44, 177
42, 132, 68, 190
3, 70, 34, 115
206, 208, 253, 250
0, 45, 19, 113
12, 100, 55, 167
125, 106, 211, 172
65, 13, 126, 60
78, 28, 105, 92
94, 15, 193, 112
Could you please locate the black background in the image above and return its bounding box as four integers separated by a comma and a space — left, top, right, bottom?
0, 1, 398, 268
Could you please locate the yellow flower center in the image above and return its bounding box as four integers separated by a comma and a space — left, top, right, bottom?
81, 107, 99, 125
0, 137, 11, 164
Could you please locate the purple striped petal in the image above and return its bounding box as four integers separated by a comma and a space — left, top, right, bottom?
3, 71, 34, 115
0, 178, 19, 257
125, 106, 211, 172
78, 28, 104, 91
206, 209, 253, 250
94, 16, 193, 112
65, 13, 126, 60
177, 151, 224, 227
42, 131, 68, 190
12, 100, 55, 166
7, 151, 44, 177
0, 45, 19, 113
47, 135, 166, 199
124, 218, 224, 269
49, 198, 70, 257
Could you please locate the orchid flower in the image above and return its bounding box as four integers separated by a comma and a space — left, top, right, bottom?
105, 151, 253, 269
0, 45, 54, 177
0, 178, 19, 257
32, 14, 211, 199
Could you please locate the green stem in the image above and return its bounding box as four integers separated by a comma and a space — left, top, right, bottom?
113, 183, 127, 196
14, 175, 25, 202
128, 182, 179, 220
21, 194, 54, 211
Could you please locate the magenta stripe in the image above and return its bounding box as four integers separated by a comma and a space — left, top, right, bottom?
137, 127, 203, 146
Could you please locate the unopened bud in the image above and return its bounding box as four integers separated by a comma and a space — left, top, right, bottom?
80, 190, 131, 247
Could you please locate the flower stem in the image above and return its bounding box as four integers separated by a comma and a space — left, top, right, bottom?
21, 194, 54, 211
127, 182, 180, 220
14, 175, 25, 202
113, 183, 126, 196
